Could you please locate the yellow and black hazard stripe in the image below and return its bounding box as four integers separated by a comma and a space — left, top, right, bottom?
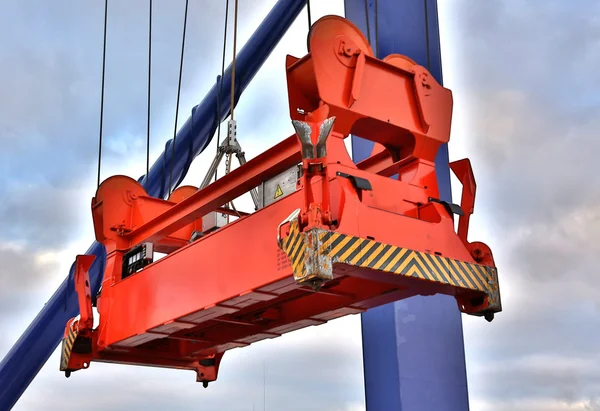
281, 222, 308, 276
280, 221, 500, 309
60, 326, 78, 371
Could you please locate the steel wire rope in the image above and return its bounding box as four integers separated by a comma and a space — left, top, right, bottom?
423, 0, 431, 71
97, 0, 108, 189
145, 0, 152, 192
375, 0, 379, 57
214, 0, 230, 182
168, 0, 190, 197
363, 0, 371, 46
229, 0, 238, 124
225, 0, 240, 217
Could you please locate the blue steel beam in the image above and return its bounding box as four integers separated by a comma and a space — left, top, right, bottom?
344, 1, 470, 410
0, 1, 307, 408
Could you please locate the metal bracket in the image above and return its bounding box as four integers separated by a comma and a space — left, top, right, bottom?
336, 172, 372, 191
277, 208, 301, 248
199, 121, 260, 210
428, 197, 464, 217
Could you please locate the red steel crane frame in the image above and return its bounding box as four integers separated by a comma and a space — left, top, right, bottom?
59, 16, 500, 387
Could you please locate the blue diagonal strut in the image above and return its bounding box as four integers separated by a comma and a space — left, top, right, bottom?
0, 1, 307, 408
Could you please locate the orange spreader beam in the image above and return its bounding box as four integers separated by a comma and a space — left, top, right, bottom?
59, 16, 501, 387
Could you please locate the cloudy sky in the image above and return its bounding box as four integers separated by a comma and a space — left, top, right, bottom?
1, 0, 599, 410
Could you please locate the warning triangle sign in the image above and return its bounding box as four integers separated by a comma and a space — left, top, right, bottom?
274, 185, 284, 199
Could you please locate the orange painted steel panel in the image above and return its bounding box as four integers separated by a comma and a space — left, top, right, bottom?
103, 192, 301, 347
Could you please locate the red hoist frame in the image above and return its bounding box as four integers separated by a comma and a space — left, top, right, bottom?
60, 16, 501, 386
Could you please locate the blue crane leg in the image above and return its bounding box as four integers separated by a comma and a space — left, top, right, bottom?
344, 1, 470, 410
0, 0, 307, 408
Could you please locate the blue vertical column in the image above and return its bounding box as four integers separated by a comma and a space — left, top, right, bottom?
344, 1, 470, 410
